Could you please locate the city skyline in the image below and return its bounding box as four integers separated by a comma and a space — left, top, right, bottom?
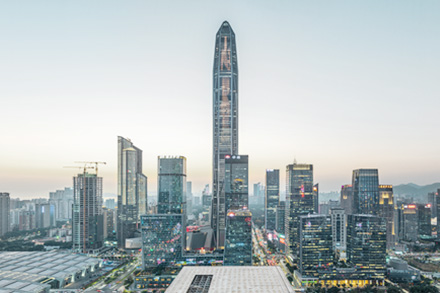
1, 0, 440, 198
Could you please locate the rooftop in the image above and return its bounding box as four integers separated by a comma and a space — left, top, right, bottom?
165, 266, 294, 293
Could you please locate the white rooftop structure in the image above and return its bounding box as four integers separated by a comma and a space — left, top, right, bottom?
166, 266, 294, 293
0, 251, 102, 289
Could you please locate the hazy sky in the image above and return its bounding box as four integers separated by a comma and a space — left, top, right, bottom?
1, 0, 439, 199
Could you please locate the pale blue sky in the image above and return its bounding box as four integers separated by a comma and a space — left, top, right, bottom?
1, 0, 439, 198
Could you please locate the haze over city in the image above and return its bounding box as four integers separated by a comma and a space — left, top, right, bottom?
1, 0, 439, 198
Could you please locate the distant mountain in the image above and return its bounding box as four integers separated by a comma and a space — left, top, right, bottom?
393, 183, 440, 201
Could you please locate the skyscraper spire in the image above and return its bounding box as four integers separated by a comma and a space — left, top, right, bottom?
212, 21, 238, 248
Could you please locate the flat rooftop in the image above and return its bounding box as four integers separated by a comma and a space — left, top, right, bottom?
165, 266, 294, 293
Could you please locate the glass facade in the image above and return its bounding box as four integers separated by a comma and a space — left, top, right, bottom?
157, 156, 187, 215
72, 173, 104, 253
276, 201, 286, 235
299, 214, 333, 278
212, 21, 239, 249
265, 169, 280, 232
286, 163, 316, 254
417, 203, 432, 237
224, 209, 252, 266
340, 184, 353, 215
117, 136, 148, 248
378, 185, 395, 248
352, 169, 379, 215
141, 214, 183, 268
347, 215, 386, 280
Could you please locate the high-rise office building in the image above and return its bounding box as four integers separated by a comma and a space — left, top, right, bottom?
103, 207, 116, 240
276, 201, 286, 235
347, 215, 386, 280
224, 155, 248, 213
265, 169, 280, 232
428, 191, 437, 220
212, 21, 239, 249
0, 193, 10, 236
352, 169, 379, 215
214, 155, 249, 248
418, 203, 432, 238
158, 156, 186, 215
299, 214, 333, 278
378, 185, 396, 248
340, 185, 353, 215
72, 172, 104, 253
141, 214, 183, 268
286, 163, 316, 254
224, 209, 252, 266
117, 136, 148, 249
330, 207, 346, 252
186, 181, 193, 215
400, 204, 418, 241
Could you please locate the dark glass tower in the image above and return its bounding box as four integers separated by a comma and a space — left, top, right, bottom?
286, 163, 316, 255
352, 169, 379, 215
212, 21, 238, 248
265, 169, 280, 232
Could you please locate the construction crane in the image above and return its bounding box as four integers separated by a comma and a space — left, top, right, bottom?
73, 161, 107, 175
64, 161, 106, 254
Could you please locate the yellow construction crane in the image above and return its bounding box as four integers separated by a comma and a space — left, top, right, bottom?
73, 161, 107, 175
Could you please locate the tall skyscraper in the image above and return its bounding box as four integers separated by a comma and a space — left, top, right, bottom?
0, 193, 10, 236
157, 156, 187, 215
224, 209, 252, 266
352, 169, 379, 215
72, 172, 104, 253
340, 184, 353, 215
212, 21, 239, 249
347, 214, 386, 280
286, 163, 316, 254
265, 169, 280, 232
378, 185, 396, 248
117, 136, 148, 249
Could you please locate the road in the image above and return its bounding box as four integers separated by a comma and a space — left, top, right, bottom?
85, 258, 140, 293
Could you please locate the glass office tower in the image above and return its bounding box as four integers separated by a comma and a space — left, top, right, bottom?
212, 21, 239, 249
299, 214, 333, 278
224, 155, 248, 213
224, 209, 252, 266
157, 156, 187, 215
340, 184, 353, 215
117, 136, 148, 249
141, 214, 183, 268
265, 169, 280, 232
286, 163, 316, 255
378, 185, 396, 248
347, 214, 386, 280
352, 169, 379, 215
